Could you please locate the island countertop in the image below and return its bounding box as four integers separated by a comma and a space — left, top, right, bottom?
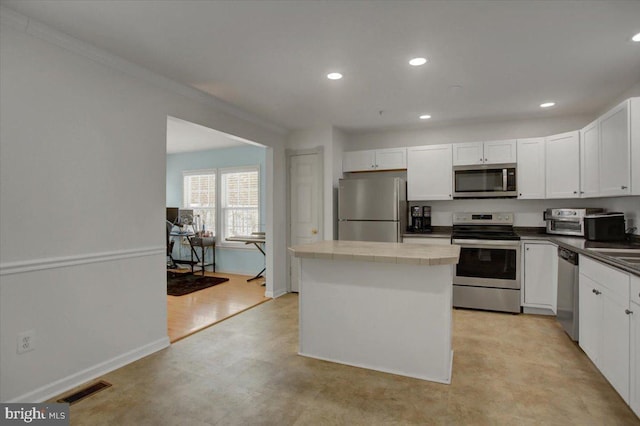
289, 240, 460, 265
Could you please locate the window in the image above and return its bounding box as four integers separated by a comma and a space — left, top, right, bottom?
181, 166, 260, 243
221, 167, 260, 241
183, 170, 216, 234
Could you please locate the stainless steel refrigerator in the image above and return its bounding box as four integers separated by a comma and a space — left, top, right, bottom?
338, 177, 406, 242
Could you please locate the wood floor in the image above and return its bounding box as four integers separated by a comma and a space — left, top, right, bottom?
167, 270, 270, 342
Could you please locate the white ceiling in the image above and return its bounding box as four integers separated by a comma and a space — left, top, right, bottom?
166, 116, 248, 154
3, 0, 640, 132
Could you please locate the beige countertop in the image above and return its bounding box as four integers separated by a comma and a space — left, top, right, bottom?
289, 240, 460, 265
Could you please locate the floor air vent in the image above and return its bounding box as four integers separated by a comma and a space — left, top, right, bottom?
57, 380, 112, 405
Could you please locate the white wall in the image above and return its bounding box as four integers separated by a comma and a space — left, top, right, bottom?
346, 113, 593, 151
0, 9, 287, 402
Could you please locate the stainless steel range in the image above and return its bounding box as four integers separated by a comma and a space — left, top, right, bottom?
452, 212, 521, 313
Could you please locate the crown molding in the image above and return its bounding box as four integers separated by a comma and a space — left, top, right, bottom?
0, 6, 287, 136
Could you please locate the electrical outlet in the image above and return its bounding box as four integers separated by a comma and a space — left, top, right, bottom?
17, 330, 36, 354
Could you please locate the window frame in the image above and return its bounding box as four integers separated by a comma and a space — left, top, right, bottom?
182, 168, 217, 235
218, 165, 261, 248
181, 165, 261, 249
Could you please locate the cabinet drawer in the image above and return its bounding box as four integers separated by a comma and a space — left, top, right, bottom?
632, 275, 640, 305
580, 256, 630, 299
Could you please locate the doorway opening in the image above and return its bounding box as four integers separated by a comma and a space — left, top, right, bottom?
166, 116, 270, 342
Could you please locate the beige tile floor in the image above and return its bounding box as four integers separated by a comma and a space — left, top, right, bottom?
58, 294, 639, 425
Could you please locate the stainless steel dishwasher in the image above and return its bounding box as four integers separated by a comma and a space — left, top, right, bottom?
557, 247, 579, 341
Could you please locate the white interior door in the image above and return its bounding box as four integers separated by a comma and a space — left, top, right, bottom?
290, 152, 322, 292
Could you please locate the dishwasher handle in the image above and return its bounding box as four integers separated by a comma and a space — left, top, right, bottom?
558, 247, 579, 265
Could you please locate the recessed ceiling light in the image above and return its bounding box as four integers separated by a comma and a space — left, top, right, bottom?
327, 72, 343, 80
419, 114, 432, 120
632, 32, 640, 42
409, 57, 428, 66
540, 102, 556, 108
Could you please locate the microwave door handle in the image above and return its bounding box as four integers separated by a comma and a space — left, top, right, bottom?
502, 169, 507, 191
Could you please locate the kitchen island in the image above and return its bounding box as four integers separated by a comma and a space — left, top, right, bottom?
289, 240, 460, 384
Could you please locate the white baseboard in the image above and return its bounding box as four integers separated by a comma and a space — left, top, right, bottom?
522, 306, 556, 316
7, 337, 170, 403
266, 288, 288, 299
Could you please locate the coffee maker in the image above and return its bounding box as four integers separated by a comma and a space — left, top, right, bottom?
409, 205, 432, 233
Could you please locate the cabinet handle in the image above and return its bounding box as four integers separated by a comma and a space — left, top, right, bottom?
592, 289, 601, 295
526, 247, 529, 251
371, 164, 375, 168
625, 309, 633, 315
573, 191, 578, 194
621, 186, 628, 190
479, 158, 483, 162
580, 191, 584, 194
484, 158, 488, 162
519, 193, 522, 197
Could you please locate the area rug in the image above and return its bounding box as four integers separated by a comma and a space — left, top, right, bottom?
167, 272, 229, 296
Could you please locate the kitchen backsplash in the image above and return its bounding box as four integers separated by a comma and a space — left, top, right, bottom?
425, 196, 640, 234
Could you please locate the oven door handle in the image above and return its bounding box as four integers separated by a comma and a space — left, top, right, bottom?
452, 239, 521, 247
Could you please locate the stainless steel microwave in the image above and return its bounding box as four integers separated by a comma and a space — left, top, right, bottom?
453, 164, 517, 198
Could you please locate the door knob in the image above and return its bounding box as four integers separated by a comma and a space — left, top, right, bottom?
311, 228, 318, 235
625, 309, 633, 315
621, 186, 628, 190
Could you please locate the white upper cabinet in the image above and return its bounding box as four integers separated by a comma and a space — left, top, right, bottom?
546, 131, 580, 198
599, 99, 632, 196
452, 140, 517, 166
375, 148, 407, 170
483, 139, 517, 164
517, 137, 546, 199
452, 142, 484, 166
343, 148, 406, 172
407, 144, 453, 200
343, 150, 376, 172
580, 119, 600, 198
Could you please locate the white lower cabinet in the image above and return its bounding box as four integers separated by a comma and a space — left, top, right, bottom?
631, 275, 640, 417
522, 242, 557, 313
579, 256, 631, 403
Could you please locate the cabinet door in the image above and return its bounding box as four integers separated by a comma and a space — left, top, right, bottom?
517, 138, 545, 199
452, 142, 483, 166
599, 100, 631, 196
600, 289, 630, 402
523, 243, 557, 311
546, 131, 580, 198
407, 145, 453, 200
631, 298, 640, 417
343, 150, 375, 172
484, 139, 517, 164
375, 148, 407, 170
580, 120, 600, 198
579, 275, 602, 366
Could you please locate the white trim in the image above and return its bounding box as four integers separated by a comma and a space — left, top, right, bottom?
0, 247, 164, 276
6, 337, 170, 403
266, 288, 288, 299
0, 6, 286, 136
